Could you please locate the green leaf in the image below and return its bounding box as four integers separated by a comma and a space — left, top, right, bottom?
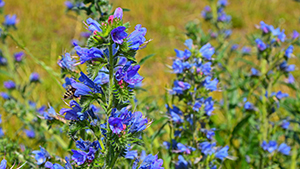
139, 54, 155, 65
230, 114, 252, 141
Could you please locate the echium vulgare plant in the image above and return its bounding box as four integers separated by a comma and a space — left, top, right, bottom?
162, 38, 230, 168
0, 1, 66, 167
220, 21, 299, 168
28, 7, 163, 168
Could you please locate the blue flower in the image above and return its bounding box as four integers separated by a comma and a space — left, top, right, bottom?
3, 14, 17, 27
292, 30, 299, 39
261, 140, 277, 153
75, 46, 104, 64
94, 67, 109, 85
24, 129, 35, 138
201, 6, 212, 20
0, 128, 4, 137
175, 155, 188, 169
14, 52, 25, 62
86, 18, 102, 33
0, 92, 10, 100
133, 154, 163, 169
184, 39, 193, 49
174, 49, 191, 60
244, 102, 254, 111
288, 74, 294, 84
64, 157, 72, 169
204, 97, 214, 116
204, 76, 218, 91
0, 56, 7, 66
111, 26, 127, 44
71, 150, 87, 166
278, 143, 290, 155
279, 61, 295, 72
64, 1, 73, 9
0, 159, 7, 169
78, 72, 103, 94
199, 142, 216, 155
193, 98, 204, 112
218, 0, 228, 6
274, 91, 289, 99
4, 80, 15, 89
108, 117, 126, 134
76, 139, 100, 152
113, 7, 123, 20
199, 43, 215, 60
241, 47, 251, 55
260, 21, 269, 33
60, 100, 87, 120
255, 39, 266, 51
166, 105, 183, 123
115, 62, 144, 87
172, 60, 183, 74
281, 120, 289, 129
127, 24, 147, 50
171, 80, 191, 94
285, 45, 293, 58
0, 1, 5, 8
251, 68, 260, 76
32, 146, 50, 165
204, 128, 216, 140
231, 44, 239, 51
58, 53, 76, 71
215, 146, 229, 160
45, 161, 64, 169
30, 72, 40, 82
125, 146, 138, 159
201, 62, 212, 75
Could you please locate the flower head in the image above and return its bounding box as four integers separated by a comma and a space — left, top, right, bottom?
108, 117, 126, 134
32, 146, 50, 165
30, 72, 40, 82
199, 43, 215, 60
255, 39, 267, 51
127, 24, 147, 50
58, 53, 76, 70
111, 26, 128, 44
24, 129, 35, 138
171, 81, 191, 94
3, 14, 17, 27
261, 140, 277, 153
278, 143, 290, 155
0, 159, 7, 169
113, 7, 123, 20
4, 80, 15, 89
166, 105, 183, 123
14, 52, 25, 62
292, 30, 299, 39
285, 45, 293, 58
204, 76, 218, 91
86, 18, 102, 32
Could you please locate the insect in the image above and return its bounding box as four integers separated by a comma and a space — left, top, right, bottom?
63, 85, 77, 99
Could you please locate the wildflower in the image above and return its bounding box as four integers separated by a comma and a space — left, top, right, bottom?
166, 105, 183, 123
76, 139, 100, 152
201, 62, 212, 75
260, 21, 269, 33
4, 80, 15, 89
60, 100, 87, 120
58, 53, 76, 71
281, 120, 289, 129
111, 26, 127, 44
86, 18, 102, 32
71, 150, 87, 166
45, 161, 64, 169
184, 39, 193, 49
171, 80, 191, 94
0, 0, 5, 8
80, 32, 91, 38
172, 60, 183, 74
199, 142, 216, 155
231, 44, 239, 51
0, 92, 10, 99
285, 45, 293, 58
202, 6, 212, 20
261, 140, 277, 153
244, 102, 254, 111
175, 155, 188, 169
255, 39, 267, 51
24, 129, 35, 138
64, 1, 73, 9
74, 46, 104, 64
287, 74, 294, 84
14, 52, 25, 62
273, 91, 288, 100
292, 30, 299, 39
241, 47, 251, 55
3, 14, 17, 27
0, 159, 7, 169
127, 24, 147, 50
278, 143, 290, 155
0, 127, 4, 137
30, 72, 40, 82
132, 154, 163, 169
218, 0, 228, 6
204, 76, 218, 91
215, 146, 229, 160
193, 98, 204, 112
199, 43, 215, 60
125, 146, 138, 159
204, 97, 214, 116
32, 146, 51, 165
94, 67, 109, 85
115, 62, 144, 87
0, 57, 7, 66
174, 49, 191, 60
113, 7, 123, 20
251, 68, 260, 76
108, 117, 126, 134
279, 61, 295, 72
201, 128, 216, 140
